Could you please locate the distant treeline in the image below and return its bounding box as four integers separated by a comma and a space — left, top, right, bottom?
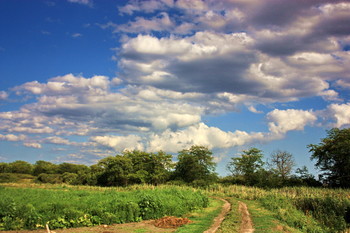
0, 145, 322, 188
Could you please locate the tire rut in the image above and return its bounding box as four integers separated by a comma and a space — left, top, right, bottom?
204, 197, 231, 233
238, 201, 254, 233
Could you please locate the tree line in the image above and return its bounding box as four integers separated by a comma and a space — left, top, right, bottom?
0, 128, 349, 188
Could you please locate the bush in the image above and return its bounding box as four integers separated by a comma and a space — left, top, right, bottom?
294, 197, 350, 232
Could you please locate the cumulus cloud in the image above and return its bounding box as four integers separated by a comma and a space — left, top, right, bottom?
24, 142, 42, 149
0, 134, 26, 142
1, 0, 350, 163
91, 135, 144, 151
325, 103, 350, 128
147, 123, 265, 153
267, 109, 317, 136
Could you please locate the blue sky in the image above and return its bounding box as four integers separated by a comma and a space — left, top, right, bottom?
1, 0, 350, 176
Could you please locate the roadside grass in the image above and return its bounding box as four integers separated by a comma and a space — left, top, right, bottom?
175, 198, 223, 233
217, 197, 302, 233
244, 199, 301, 233
216, 198, 240, 233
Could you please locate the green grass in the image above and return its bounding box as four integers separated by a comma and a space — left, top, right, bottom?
245, 199, 302, 233
0, 184, 209, 230
175, 198, 223, 233
216, 198, 240, 233
206, 184, 350, 233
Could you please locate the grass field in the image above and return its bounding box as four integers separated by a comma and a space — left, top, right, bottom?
208, 185, 350, 233
1, 183, 350, 232
0, 184, 208, 231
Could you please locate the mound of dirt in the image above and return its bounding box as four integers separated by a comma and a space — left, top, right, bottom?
154, 216, 192, 228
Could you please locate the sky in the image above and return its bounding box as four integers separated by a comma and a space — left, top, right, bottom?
1, 0, 350, 176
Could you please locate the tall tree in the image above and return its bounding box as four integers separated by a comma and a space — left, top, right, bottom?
173, 145, 217, 184
308, 128, 350, 187
96, 155, 133, 186
33, 160, 58, 176
8, 160, 33, 174
270, 150, 295, 180
227, 148, 265, 185
123, 150, 173, 185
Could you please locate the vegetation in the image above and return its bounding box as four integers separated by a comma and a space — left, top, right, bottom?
0, 184, 208, 230
308, 128, 350, 187
209, 185, 350, 233
1, 128, 350, 232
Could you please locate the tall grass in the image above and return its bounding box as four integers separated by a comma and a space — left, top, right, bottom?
207, 184, 350, 233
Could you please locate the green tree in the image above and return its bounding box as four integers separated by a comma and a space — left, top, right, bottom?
8, 160, 33, 174
123, 150, 173, 185
96, 155, 133, 186
32, 160, 58, 176
308, 128, 350, 187
57, 163, 89, 174
173, 145, 217, 184
270, 150, 295, 180
227, 148, 265, 186
61, 172, 78, 184
0, 162, 10, 173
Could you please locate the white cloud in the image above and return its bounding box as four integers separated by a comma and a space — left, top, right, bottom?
45, 136, 72, 145
118, 0, 173, 15
0, 134, 26, 141
67, 0, 93, 7
24, 142, 42, 149
91, 135, 144, 151
148, 123, 265, 153
267, 109, 317, 136
72, 33, 82, 38
117, 12, 174, 33
326, 103, 350, 128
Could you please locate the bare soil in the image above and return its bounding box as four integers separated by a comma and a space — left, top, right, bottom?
1, 220, 176, 233
238, 201, 254, 233
204, 198, 231, 233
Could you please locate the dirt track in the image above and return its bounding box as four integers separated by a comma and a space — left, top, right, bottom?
238, 201, 254, 233
204, 197, 231, 233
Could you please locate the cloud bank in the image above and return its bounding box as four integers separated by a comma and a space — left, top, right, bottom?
1, 0, 350, 164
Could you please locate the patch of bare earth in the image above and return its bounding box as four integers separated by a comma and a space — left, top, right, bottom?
204, 198, 231, 233
0, 220, 176, 233
238, 201, 254, 233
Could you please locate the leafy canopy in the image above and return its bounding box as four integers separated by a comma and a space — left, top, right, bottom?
308, 128, 350, 187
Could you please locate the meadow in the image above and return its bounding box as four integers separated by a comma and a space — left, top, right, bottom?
0, 184, 208, 231
207, 185, 350, 233
1, 183, 350, 232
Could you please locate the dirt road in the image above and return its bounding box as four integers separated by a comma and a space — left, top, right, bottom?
238, 201, 254, 233
204, 198, 231, 233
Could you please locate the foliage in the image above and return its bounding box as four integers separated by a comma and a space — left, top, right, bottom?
0, 184, 208, 230
173, 145, 217, 185
294, 197, 350, 232
0, 173, 34, 183
308, 128, 350, 187
8, 160, 33, 174
123, 150, 173, 185
32, 161, 58, 176
96, 155, 133, 186
207, 184, 350, 232
36, 173, 63, 184
227, 148, 265, 186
